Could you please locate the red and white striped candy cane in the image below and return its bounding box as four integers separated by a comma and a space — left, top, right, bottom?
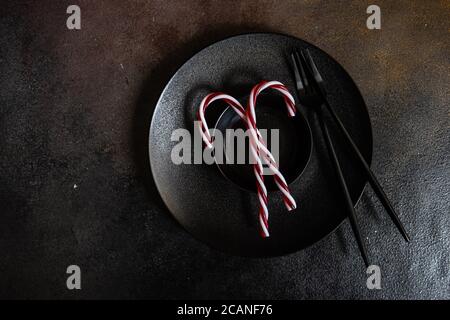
197, 92, 246, 149
197, 92, 283, 172
246, 81, 297, 215
197, 93, 270, 237
197, 91, 290, 176
197, 92, 293, 196
197, 84, 297, 238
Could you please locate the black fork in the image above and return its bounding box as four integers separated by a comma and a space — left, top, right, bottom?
291, 50, 370, 267
299, 49, 410, 243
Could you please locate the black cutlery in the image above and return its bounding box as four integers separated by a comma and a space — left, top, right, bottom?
291, 50, 370, 266
301, 49, 410, 243
290, 49, 410, 266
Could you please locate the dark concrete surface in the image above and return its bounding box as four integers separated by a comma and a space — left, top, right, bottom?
0, 0, 448, 299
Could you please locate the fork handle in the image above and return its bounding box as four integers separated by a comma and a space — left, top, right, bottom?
317, 106, 370, 267
323, 101, 410, 242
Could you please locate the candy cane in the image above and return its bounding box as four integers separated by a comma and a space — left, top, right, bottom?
197, 92, 288, 174
197, 92, 246, 149
197, 92, 293, 199
197, 92, 271, 236
247, 81, 297, 213
197, 83, 297, 237
197, 92, 278, 168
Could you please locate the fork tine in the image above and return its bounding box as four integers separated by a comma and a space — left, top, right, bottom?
290, 52, 304, 92
294, 50, 309, 91
302, 49, 325, 94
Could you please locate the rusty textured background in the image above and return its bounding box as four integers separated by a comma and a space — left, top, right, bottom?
0, 0, 449, 299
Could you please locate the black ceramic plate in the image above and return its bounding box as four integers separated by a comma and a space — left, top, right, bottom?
149, 33, 372, 257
